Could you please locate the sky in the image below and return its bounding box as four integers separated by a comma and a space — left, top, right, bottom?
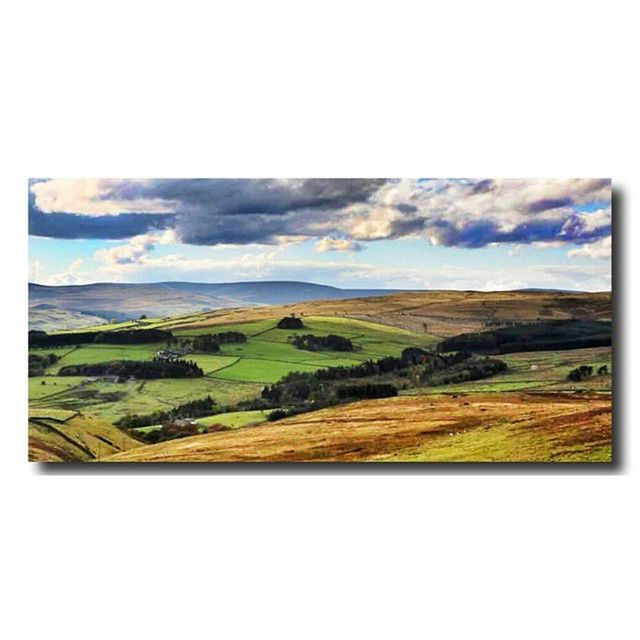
28, 178, 612, 291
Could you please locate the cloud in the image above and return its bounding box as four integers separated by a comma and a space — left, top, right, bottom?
30, 257, 89, 286
29, 178, 611, 252
31, 179, 177, 215
567, 236, 612, 259
94, 230, 177, 268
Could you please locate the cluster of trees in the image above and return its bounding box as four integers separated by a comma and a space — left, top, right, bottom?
117, 395, 217, 429
28, 352, 59, 377
58, 359, 204, 379
437, 320, 612, 355
28, 328, 172, 348
210, 331, 247, 344
277, 316, 304, 329
291, 334, 354, 352
567, 363, 609, 382
417, 356, 507, 387
309, 348, 470, 384
189, 331, 247, 353
191, 335, 221, 353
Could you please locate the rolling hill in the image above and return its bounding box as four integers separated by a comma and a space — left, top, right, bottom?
28, 303, 109, 331
105, 392, 612, 463
154, 289, 612, 337
28, 408, 142, 462
28, 281, 403, 327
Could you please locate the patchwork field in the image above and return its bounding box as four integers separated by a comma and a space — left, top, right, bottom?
28, 290, 613, 463
105, 392, 612, 463
29, 314, 439, 421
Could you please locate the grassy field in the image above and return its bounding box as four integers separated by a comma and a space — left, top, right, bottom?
30, 314, 439, 421
105, 392, 612, 463
402, 346, 612, 395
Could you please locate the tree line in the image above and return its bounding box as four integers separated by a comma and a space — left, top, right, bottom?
58, 358, 204, 379
116, 395, 217, 429
29, 328, 172, 348
261, 347, 506, 421
437, 320, 612, 355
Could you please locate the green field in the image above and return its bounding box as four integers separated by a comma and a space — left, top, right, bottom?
30, 312, 611, 442
134, 409, 270, 433
402, 346, 612, 395
30, 314, 439, 424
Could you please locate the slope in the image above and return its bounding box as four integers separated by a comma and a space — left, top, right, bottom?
105, 392, 612, 463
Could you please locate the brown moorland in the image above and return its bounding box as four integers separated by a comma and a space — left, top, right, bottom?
162, 290, 612, 337
105, 392, 612, 463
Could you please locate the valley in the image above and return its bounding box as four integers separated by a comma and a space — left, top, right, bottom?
27, 287, 613, 463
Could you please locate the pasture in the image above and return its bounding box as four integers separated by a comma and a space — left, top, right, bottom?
29, 314, 440, 421
403, 346, 612, 395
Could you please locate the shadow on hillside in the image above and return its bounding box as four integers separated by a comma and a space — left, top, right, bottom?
35, 187, 624, 477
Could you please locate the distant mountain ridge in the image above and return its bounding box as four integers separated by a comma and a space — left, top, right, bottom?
28, 280, 405, 328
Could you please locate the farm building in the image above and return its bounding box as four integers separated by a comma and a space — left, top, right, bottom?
155, 349, 181, 360
164, 418, 198, 428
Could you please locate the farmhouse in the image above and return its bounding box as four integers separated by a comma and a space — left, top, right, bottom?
165, 418, 198, 428
156, 349, 181, 361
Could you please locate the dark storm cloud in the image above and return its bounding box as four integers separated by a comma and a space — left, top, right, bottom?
529, 197, 573, 213
28, 178, 611, 250
429, 214, 611, 248
103, 178, 386, 215
29, 178, 387, 243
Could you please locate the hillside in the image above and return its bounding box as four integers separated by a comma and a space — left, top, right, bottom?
158, 289, 612, 337
28, 304, 109, 332
28, 409, 142, 462
105, 392, 612, 463
28, 281, 401, 326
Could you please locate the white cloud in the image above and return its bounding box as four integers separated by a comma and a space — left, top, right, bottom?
31, 179, 176, 216
30, 258, 90, 286
567, 236, 612, 259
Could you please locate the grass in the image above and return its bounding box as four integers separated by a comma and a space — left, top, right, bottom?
105, 392, 612, 463
44, 343, 165, 373
134, 409, 270, 433
30, 376, 264, 423
30, 310, 612, 462
403, 346, 612, 395
210, 358, 322, 383
29, 411, 141, 462
28, 376, 86, 400
197, 409, 269, 428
